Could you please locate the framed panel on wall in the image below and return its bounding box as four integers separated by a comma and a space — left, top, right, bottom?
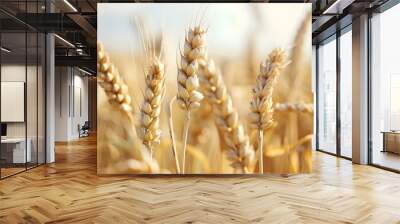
1, 82, 25, 122
97, 3, 313, 174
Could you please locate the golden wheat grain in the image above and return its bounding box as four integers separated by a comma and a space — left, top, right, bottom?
138, 58, 165, 159
176, 26, 206, 110
249, 48, 288, 173
200, 59, 254, 173
249, 48, 288, 130
97, 43, 133, 119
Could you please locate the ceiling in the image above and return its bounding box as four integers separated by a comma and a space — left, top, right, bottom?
0, 0, 395, 73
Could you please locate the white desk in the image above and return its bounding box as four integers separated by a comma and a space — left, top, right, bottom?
1, 138, 31, 163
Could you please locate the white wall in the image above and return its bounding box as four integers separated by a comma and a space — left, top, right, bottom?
72, 73, 89, 138
54, 67, 89, 141
55, 66, 70, 141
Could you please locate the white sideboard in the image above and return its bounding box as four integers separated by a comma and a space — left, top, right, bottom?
1, 138, 32, 163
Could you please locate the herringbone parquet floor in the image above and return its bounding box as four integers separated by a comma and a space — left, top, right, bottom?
1, 135, 400, 224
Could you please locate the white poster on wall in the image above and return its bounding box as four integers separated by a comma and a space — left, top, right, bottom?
1, 82, 25, 122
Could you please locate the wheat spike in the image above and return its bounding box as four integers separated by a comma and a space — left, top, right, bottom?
249, 48, 288, 130
176, 26, 206, 110
138, 58, 165, 159
175, 25, 207, 174
200, 60, 254, 173
249, 48, 288, 173
97, 43, 133, 116
275, 102, 313, 114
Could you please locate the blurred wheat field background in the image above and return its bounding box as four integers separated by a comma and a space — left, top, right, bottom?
97, 3, 313, 174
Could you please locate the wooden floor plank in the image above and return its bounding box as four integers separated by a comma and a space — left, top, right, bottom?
0, 135, 400, 223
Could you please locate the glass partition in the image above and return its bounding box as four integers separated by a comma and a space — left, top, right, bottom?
38, 32, 45, 165
371, 3, 400, 171
317, 36, 337, 154
27, 30, 38, 169
339, 28, 352, 158
27, 0, 39, 168
0, 1, 46, 179
1, 30, 28, 177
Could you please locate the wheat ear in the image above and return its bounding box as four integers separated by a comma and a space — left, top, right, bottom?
97, 43, 133, 123
275, 102, 313, 114
249, 48, 288, 174
176, 26, 206, 174
138, 58, 165, 160
200, 60, 254, 173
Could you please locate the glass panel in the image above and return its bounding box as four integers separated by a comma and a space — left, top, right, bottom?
27, 30, 38, 169
371, 4, 400, 171
0, 1, 46, 178
317, 37, 337, 154
1, 30, 27, 177
35, 0, 46, 165
38, 32, 45, 165
340, 29, 352, 158
26, 0, 39, 169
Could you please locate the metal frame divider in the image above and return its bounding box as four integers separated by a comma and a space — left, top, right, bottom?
315, 44, 320, 152
36, 0, 39, 168
25, 1, 28, 171
0, 21, 2, 179
336, 24, 341, 158
367, 10, 373, 166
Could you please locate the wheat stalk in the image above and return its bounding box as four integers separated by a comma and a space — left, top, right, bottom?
167, 96, 181, 174
249, 48, 288, 174
200, 60, 254, 173
275, 103, 313, 114
175, 26, 206, 174
97, 42, 133, 123
138, 58, 165, 160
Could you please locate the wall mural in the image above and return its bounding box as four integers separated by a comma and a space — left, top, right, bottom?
97, 3, 313, 174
